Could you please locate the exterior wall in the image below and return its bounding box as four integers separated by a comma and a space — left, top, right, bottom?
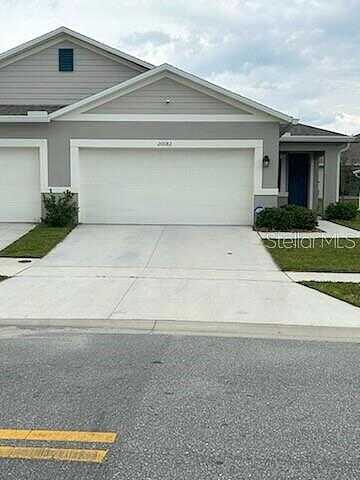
254, 195, 278, 210
277, 195, 288, 207
280, 142, 346, 209
88, 78, 251, 115
0, 121, 280, 188
0, 40, 146, 105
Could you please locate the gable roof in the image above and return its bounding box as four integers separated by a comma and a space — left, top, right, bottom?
50, 63, 297, 122
0, 26, 153, 71
288, 123, 347, 137
280, 122, 354, 143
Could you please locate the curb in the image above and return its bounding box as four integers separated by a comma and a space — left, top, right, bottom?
0, 318, 359, 343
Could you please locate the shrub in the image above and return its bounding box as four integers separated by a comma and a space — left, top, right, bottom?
255, 207, 293, 231
255, 205, 317, 231
325, 202, 358, 220
283, 205, 318, 230
42, 190, 78, 227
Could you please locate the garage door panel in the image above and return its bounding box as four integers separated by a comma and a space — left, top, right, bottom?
0, 147, 41, 222
79, 147, 254, 225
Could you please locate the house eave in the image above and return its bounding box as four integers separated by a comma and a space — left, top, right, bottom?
0, 114, 49, 123
280, 135, 355, 143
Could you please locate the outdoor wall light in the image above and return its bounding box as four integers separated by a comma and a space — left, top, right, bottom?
263, 155, 271, 168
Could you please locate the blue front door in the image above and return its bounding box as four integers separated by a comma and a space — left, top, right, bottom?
288, 154, 309, 207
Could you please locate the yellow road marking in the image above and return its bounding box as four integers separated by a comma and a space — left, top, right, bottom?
0, 430, 30, 440
0, 446, 108, 463
0, 429, 116, 443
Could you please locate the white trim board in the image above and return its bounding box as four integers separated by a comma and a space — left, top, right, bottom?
0, 115, 49, 123
57, 114, 278, 122
70, 139, 274, 198
280, 135, 354, 143
0, 139, 48, 192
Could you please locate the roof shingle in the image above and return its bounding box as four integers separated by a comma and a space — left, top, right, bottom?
0, 105, 65, 115
288, 123, 346, 137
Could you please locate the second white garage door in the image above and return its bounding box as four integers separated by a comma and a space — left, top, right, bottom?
78, 147, 254, 225
0, 147, 41, 222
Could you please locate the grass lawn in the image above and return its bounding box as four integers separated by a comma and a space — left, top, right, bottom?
0, 225, 73, 258
264, 238, 360, 272
331, 214, 360, 231
302, 281, 360, 308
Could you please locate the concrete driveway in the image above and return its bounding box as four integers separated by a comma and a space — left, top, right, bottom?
0, 225, 358, 330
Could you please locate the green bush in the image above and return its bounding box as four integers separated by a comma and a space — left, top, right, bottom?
325, 202, 358, 220
42, 190, 78, 227
255, 207, 292, 231
255, 205, 317, 231
283, 205, 318, 230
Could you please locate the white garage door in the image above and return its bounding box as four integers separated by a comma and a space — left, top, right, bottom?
0, 147, 41, 222
78, 147, 254, 225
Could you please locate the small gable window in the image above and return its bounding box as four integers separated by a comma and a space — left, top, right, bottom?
59, 48, 74, 72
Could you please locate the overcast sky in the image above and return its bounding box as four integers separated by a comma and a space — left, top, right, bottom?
1, 0, 360, 133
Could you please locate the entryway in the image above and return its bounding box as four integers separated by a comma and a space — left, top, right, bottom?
288, 153, 309, 207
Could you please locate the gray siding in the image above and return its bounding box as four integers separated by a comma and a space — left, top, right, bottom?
88, 78, 251, 115
0, 121, 279, 188
254, 195, 278, 210
0, 41, 146, 105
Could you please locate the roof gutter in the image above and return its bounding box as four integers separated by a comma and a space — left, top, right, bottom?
280, 135, 355, 143
0, 111, 49, 123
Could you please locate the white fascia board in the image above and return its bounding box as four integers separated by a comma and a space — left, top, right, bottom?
56, 114, 277, 122
0, 26, 153, 70
0, 115, 49, 123
70, 139, 264, 149
50, 63, 296, 122
280, 135, 354, 143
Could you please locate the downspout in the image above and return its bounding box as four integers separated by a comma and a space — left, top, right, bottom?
336, 143, 351, 202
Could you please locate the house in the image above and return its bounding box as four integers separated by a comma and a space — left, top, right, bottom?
340, 133, 360, 200
0, 27, 354, 225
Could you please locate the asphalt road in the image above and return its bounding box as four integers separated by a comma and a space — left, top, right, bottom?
0, 328, 359, 479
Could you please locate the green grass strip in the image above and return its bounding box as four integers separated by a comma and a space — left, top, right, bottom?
264, 238, 360, 273
0, 225, 73, 258
302, 281, 360, 308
